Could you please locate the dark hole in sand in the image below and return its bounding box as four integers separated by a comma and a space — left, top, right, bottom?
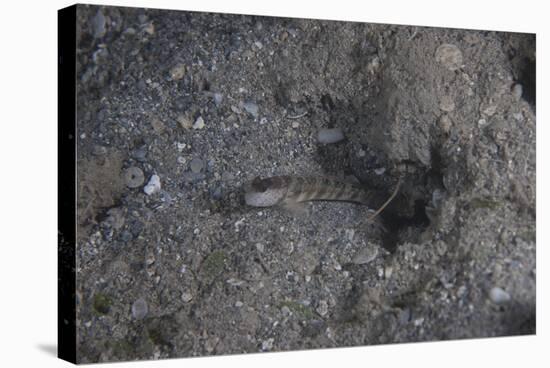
518, 57, 536, 107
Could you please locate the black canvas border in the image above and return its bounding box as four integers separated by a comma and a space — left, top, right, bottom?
58, 4, 77, 364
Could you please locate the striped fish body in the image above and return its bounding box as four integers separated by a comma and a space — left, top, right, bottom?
244, 175, 376, 207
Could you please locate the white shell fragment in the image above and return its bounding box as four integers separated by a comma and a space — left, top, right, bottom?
242, 101, 259, 118
317, 128, 345, 144
192, 116, 205, 130
143, 174, 161, 195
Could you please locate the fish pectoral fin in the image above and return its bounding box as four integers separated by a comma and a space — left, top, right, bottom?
281, 201, 308, 216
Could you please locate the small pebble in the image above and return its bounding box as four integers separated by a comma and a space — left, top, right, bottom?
345, 229, 355, 241
439, 96, 456, 112
131, 298, 148, 320
123, 167, 145, 188
512, 83, 523, 100
92, 10, 106, 38
374, 167, 386, 175
189, 158, 204, 173
513, 112, 524, 121
221, 171, 235, 181
182, 172, 205, 183
255, 243, 265, 253
144, 174, 161, 195
145, 252, 155, 266
143, 22, 155, 35
105, 208, 125, 230
243, 101, 259, 118
489, 287, 511, 304
192, 116, 205, 130
235, 301, 244, 307
261, 338, 274, 351
124, 27, 136, 35
281, 306, 291, 316
399, 308, 411, 324
456, 285, 467, 298
151, 118, 165, 133
234, 218, 245, 232
352, 246, 379, 265
92, 145, 108, 156
210, 186, 222, 200
316, 300, 329, 316
431, 189, 445, 208
177, 115, 193, 129
435, 43, 463, 71
384, 265, 393, 279
291, 121, 300, 129
181, 292, 193, 303
170, 64, 186, 80
438, 114, 452, 133
131, 147, 147, 162
119, 230, 132, 242
482, 104, 497, 117
226, 278, 244, 286
367, 57, 380, 74
317, 128, 345, 144
213, 93, 223, 106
